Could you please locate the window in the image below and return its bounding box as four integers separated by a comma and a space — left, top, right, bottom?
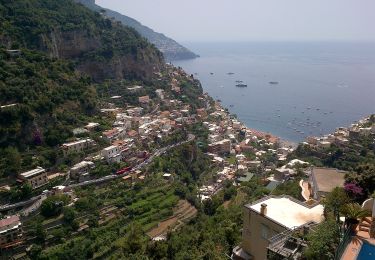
261, 224, 269, 239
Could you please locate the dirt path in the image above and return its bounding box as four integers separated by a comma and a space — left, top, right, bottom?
147, 200, 197, 238
147, 217, 178, 238
223, 200, 231, 209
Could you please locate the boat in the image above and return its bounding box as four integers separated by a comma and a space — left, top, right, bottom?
229, 104, 234, 107
235, 83, 247, 87
269, 81, 279, 85
210, 72, 214, 75
227, 72, 235, 75
235, 80, 243, 83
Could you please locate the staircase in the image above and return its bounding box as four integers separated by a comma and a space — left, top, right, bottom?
358, 217, 372, 233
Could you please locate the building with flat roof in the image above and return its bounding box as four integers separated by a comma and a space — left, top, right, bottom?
208, 139, 231, 155
70, 161, 95, 179
309, 167, 346, 200
61, 138, 95, 156
232, 195, 324, 260
0, 215, 23, 249
138, 95, 150, 104
155, 89, 165, 100
18, 167, 49, 189
102, 145, 122, 164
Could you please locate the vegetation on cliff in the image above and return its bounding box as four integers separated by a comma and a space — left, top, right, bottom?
76, 0, 199, 61
0, 47, 98, 177
0, 0, 164, 82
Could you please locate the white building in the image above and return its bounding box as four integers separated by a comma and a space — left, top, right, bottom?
62, 138, 95, 156
102, 145, 122, 164
70, 161, 95, 179
155, 89, 165, 100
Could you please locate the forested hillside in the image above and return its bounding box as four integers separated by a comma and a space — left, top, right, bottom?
0, 0, 164, 82
76, 0, 199, 61
0, 0, 166, 179
0, 48, 96, 151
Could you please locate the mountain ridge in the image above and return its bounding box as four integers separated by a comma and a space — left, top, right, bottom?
76, 0, 199, 61
0, 0, 164, 82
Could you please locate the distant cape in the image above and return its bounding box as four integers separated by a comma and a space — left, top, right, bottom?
76, 0, 199, 61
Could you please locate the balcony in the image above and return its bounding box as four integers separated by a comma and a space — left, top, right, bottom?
266, 223, 317, 260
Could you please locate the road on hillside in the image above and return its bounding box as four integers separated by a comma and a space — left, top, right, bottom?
0, 134, 195, 213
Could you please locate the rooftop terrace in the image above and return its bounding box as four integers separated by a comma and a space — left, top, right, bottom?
246, 196, 324, 229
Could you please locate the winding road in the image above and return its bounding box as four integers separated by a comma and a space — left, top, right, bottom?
0, 134, 195, 213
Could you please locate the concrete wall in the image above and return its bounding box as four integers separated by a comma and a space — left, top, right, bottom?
241, 207, 287, 260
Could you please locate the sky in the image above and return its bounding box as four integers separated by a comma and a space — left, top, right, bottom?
96, 0, 375, 42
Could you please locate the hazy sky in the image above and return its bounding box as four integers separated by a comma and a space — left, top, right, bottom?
96, 0, 375, 42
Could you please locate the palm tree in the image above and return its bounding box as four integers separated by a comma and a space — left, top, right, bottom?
341, 203, 371, 230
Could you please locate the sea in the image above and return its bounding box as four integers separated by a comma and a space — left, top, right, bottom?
174, 42, 375, 142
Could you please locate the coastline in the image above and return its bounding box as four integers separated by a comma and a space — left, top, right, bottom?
174, 42, 375, 144
215, 100, 298, 148
213, 100, 298, 149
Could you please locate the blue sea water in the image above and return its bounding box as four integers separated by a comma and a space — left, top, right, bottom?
174, 42, 375, 142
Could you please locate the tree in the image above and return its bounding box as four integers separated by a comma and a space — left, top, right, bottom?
20, 183, 33, 198
63, 206, 76, 224
147, 241, 168, 260
223, 185, 237, 201
304, 219, 340, 260
9, 183, 32, 202
203, 197, 223, 216
87, 215, 99, 228
123, 223, 144, 255
322, 187, 351, 222
346, 164, 375, 198
41, 194, 69, 218
34, 223, 46, 244
0, 147, 21, 177
27, 244, 42, 259
341, 203, 371, 228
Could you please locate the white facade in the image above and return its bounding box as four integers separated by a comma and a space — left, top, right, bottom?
102, 145, 122, 163
62, 138, 95, 156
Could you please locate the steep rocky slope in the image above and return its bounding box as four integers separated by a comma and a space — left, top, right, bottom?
0, 0, 168, 153
76, 0, 199, 61
0, 0, 164, 82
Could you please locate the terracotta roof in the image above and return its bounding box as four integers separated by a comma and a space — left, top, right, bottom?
103, 129, 118, 137
128, 130, 138, 137
0, 215, 20, 228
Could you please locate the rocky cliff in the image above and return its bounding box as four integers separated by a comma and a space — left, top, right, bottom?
76, 0, 199, 61
0, 0, 164, 82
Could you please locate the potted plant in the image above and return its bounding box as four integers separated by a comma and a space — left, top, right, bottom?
341, 203, 371, 232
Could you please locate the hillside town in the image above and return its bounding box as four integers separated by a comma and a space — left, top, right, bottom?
1, 58, 374, 259
0, 1, 374, 259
